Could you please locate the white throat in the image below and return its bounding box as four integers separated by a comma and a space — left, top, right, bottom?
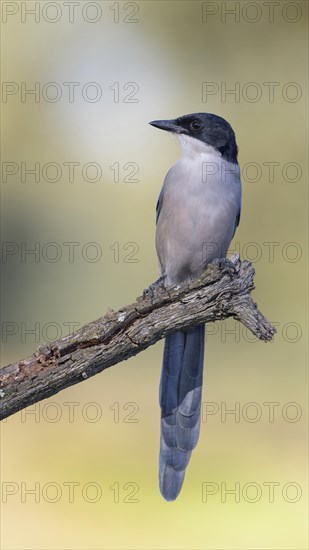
177, 133, 221, 160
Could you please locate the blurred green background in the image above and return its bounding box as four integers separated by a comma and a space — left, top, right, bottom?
1, 1, 308, 548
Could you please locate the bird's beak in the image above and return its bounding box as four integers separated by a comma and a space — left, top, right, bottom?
149, 119, 188, 134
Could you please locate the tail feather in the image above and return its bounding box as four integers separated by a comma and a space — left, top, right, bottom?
177, 405, 200, 429
159, 325, 205, 501
159, 465, 186, 502
176, 415, 201, 453
160, 428, 192, 470
159, 331, 185, 411
178, 326, 204, 415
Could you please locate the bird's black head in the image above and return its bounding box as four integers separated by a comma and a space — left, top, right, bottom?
149, 112, 238, 164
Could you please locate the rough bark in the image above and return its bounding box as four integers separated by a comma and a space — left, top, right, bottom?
0, 255, 276, 420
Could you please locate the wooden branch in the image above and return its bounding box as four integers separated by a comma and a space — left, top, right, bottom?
0, 254, 276, 420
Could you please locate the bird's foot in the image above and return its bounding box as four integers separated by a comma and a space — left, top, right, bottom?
213, 256, 238, 278
143, 275, 167, 300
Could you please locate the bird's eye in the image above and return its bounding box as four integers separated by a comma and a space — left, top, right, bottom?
190, 120, 202, 131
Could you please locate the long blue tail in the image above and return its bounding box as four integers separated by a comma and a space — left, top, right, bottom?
159, 325, 205, 501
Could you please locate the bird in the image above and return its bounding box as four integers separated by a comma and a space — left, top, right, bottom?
149, 113, 242, 501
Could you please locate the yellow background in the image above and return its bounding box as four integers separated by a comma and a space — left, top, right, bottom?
1, 1, 308, 548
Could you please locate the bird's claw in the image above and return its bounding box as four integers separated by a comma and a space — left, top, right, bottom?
143, 275, 167, 300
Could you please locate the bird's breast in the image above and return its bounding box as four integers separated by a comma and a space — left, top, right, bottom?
156, 154, 241, 284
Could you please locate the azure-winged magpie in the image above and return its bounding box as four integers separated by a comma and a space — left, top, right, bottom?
149, 112, 242, 501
